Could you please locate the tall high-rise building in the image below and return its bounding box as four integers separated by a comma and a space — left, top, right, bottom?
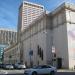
17, 1, 44, 42
18, 1, 44, 31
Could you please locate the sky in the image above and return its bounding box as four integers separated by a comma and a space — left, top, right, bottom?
0, 0, 75, 31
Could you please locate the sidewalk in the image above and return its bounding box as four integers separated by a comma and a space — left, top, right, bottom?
57, 69, 75, 72
0, 70, 24, 74
0, 70, 8, 74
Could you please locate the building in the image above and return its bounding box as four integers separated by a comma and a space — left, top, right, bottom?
0, 28, 17, 45
0, 28, 17, 63
17, 1, 44, 42
0, 44, 8, 63
20, 11, 52, 67
21, 3, 75, 69
4, 2, 75, 69
52, 3, 75, 69
4, 43, 20, 64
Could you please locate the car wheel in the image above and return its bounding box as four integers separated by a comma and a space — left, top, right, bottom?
32, 72, 37, 75
50, 71, 55, 75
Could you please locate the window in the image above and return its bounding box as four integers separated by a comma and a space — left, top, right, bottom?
37, 45, 40, 55
41, 65, 51, 68
41, 50, 43, 60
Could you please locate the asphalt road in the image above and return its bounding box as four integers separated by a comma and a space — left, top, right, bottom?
0, 70, 75, 75
0, 74, 24, 75
7, 72, 75, 75
56, 72, 75, 75
0, 72, 75, 75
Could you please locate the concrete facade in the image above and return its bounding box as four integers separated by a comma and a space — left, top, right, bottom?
0, 29, 17, 63
21, 3, 75, 69
4, 43, 20, 64
66, 4, 75, 69
0, 29, 17, 45
52, 3, 75, 69
21, 12, 53, 67
4, 2, 75, 69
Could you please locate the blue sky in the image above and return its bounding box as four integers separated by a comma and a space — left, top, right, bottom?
0, 0, 75, 31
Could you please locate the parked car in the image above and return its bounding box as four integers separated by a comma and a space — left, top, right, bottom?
13, 64, 18, 69
4, 64, 14, 70
17, 64, 26, 69
24, 65, 56, 75
2, 64, 7, 69
0, 64, 4, 68
14, 64, 26, 69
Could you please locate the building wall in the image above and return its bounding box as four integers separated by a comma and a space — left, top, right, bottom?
46, 30, 53, 65
4, 43, 20, 64
0, 45, 8, 63
53, 24, 69, 68
0, 29, 17, 63
20, 3, 75, 68
17, 1, 44, 42
4, 2, 75, 69
52, 6, 69, 68
0, 29, 17, 45
21, 14, 52, 67
66, 8, 75, 69
22, 30, 47, 66
21, 1, 44, 30
51, 3, 75, 69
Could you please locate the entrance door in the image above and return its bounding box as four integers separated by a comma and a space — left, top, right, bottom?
57, 58, 62, 69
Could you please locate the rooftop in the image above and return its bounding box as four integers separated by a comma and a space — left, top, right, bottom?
19, 1, 44, 9
49, 2, 75, 16
0, 28, 17, 32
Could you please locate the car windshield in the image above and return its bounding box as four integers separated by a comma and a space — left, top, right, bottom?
32, 66, 41, 69
6, 64, 13, 66
32, 65, 51, 69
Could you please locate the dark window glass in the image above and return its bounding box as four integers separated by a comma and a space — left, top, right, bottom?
41, 50, 43, 60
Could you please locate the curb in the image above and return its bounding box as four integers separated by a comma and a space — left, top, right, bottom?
57, 69, 75, 72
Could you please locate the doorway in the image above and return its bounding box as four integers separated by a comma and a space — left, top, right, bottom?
57, 58, 62, 69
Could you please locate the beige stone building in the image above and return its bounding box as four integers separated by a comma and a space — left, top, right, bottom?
52, 3, 75, 69
21, 3, 75, 69
4, 2, 75, 69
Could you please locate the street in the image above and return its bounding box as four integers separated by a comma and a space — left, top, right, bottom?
56, 72, 75, 75
0, 70, 24, 75
0, 70, 75, 75
5, 72, 75, 75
